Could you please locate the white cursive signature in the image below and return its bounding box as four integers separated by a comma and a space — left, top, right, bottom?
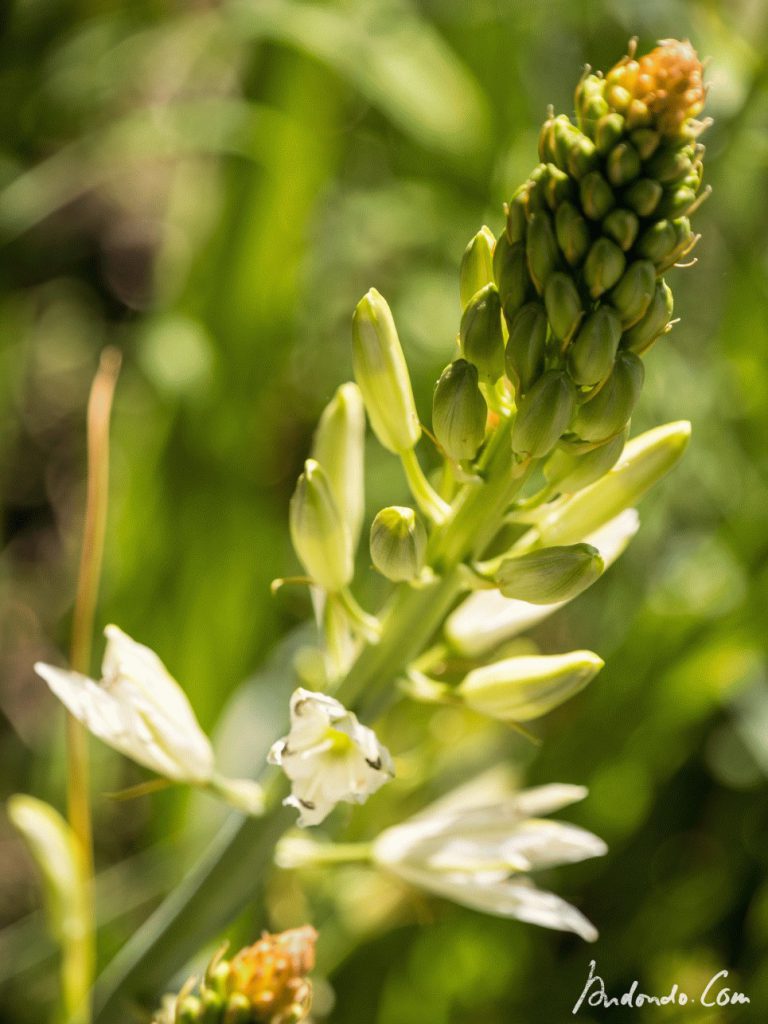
573, 961, 750, 1014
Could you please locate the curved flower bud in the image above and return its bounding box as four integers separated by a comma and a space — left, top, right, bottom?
459, 283, 505, 383
268, 689, 393, 827
432, 359, 487, 462
622, 279, 674, 354
370, 506, 427, 583
555, 201, 590, 266
493, 233, 532, 320
544, 271, 583, 344
609, 259, 656, 327
458, 649, 604, 722
372, 783, 607, 941
512, 370, 576, 458
312, 383, 366, 551
583, 238, 626, 299
543, 428, 628, 495
352, 288, 421, 454
572, 351, 645, 443
35, 627, 263, 813
505, 302, 547, 396
460, 226, 496, 309
567, 306, 623, 386
495, 544, 604, 604
289, 459, 353, 592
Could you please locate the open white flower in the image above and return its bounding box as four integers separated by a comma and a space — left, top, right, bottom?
35, 625, 263, 814
372, 783, 606, 941
268, 688, 393, 827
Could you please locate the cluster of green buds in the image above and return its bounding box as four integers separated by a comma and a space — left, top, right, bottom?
152, 928, 317, 1024
281, 37, 707, 708
462, 38, 709, 477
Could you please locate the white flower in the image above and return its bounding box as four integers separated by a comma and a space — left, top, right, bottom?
372, 783, 607, 942
268, 688, 393, 827
445, 509, 640, 657
35, 625, 263, 814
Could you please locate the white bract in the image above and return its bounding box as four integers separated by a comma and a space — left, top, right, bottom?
269, 688, 393, 827
35, 626, 263, 814
372, 783, 606, 942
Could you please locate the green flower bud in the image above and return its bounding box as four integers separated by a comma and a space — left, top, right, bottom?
603, 208, 639, 251
538, 116, 557, 163
636, 219, 678, 264
526, 211, 559, 293
495, 543, 604, 604
555, 201, 590, 266
608, 259, 656, 327
594, 112, 625, 155
544, 271, 583, 344
658, 185, 698, 219
200, 989, 224, 1023
544, 164, 574, 209
534, 421, 691, 546
312, 382, 366, 551
460, 226, 496, 309
622, 279, 674, 354
505, 188, 529, 244
512, 370, 576, 458
646, 146, 693, 184
543, 428, 628, 494
630, 127, 660, 160
432, 359, 487, 461
567, 306, 623, 386
606, 141, 641, 186
460, 283, 504, 383
177, 997, 203, 1023
290, 459, 353, 592
623, 177, 663, 217
575, 74, 609, 129
505, 302, 547, 396
493, 234, 531, 319
583, 238, 626, 298
370, 506, 427, 582
458, 650, 604, 723
352, 288, 421, 454
223, 994, 252, 1023
572, 351, 645, 443
579, 170, 615, 220
567, 134, 599, 178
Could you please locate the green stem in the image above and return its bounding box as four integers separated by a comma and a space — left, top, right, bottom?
399, 447, 451, 525
337, 587, 382, 642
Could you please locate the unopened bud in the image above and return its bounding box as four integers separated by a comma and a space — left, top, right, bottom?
177, 996, 203, 1023
458, 650, 604, 722
460, 226, 496, 309
505, 302, 547, 396
512, 370, 576, 458
534, 421, 691, 545
290, 459, 353, 592
624, 177, 663, 217
658, 185, 698, 219
370, 506, 427, 582
526, 211, 559, 293
637, 219, 678, 264
567, 306, 623, 386
432, 359, 487, 461
594, 112, 625, 155
630, 127, 660, 160
555, 201, 590, 266
200, 989, 225, 1021
223, 994, 252, 1023
622, 279, 674, 354
505, 188, 529, 244
579, 170, 615, 220
352, 289, 421, 453
543, 428, 628, 495
603, 208, 639, 251
544, 272, 583, 345
583, 238, 626, 299
608, 259, 656, 326
312, 383, 366, 550
544, 164, 574, 209
575, 74, 609, 129
572, 351, 644, 443
567, 134, 599, 178
646, 146, 693, 184
495, 543, 604, 604
460, 283, 504, 383
606, 141, 641, 186
493, 234, 531, 319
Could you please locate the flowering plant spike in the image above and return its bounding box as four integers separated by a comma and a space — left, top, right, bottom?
37, 39, 710, 1021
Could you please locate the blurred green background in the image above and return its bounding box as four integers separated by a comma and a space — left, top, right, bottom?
1, 0, 767, 1021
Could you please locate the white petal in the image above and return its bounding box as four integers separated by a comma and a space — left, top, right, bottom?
490, 878, 599, 942
496, 819, 608, 870
505, 783, 589, 818
35, 663, 198, 781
